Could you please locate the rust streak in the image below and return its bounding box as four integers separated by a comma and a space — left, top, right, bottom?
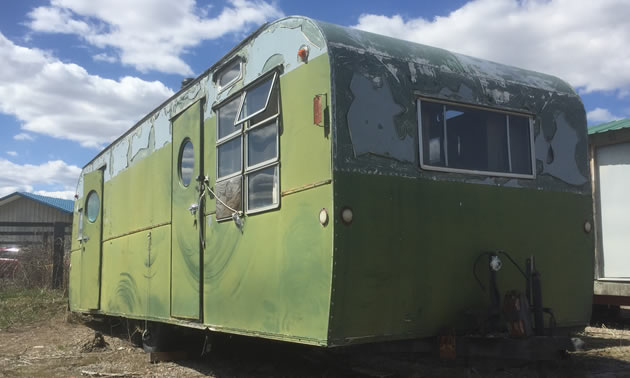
102, 222, 171, 243
281, 179, 331, 197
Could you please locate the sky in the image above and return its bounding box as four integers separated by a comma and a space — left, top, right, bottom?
1, 0, 629, 199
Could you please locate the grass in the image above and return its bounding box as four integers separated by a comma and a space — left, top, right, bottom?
0, 286, 67, 330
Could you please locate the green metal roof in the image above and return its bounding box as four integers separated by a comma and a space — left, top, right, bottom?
0, 192, 74, 214
588, 119, 630, 135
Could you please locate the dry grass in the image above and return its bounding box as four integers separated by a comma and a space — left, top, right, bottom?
0, 287, 66, 330
0, 243, 70, 330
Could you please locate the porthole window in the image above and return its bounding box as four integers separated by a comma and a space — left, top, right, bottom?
86, 191, 100, 223
179, 139, 194, 187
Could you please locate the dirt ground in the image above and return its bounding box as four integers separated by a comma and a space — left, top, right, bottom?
2, 310, 630, 378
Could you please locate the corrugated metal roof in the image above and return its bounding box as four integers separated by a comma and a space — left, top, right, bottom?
0, 192, 74, 214
588, 119, 630, 135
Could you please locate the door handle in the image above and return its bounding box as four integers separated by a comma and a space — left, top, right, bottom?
188, 203, 199, 215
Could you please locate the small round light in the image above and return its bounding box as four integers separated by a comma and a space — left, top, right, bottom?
341, 207, 353, 225
584, 220, 592, 233
319, 208, 329, 226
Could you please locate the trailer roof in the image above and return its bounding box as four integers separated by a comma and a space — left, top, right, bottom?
0, 192, 74, 214
588, 119, 630, 135
313, 19, 576, 96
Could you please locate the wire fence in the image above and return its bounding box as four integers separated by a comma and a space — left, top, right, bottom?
0, 243, 70, 292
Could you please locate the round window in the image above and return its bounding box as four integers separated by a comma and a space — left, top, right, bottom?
179, 139, 194, 187
86, 191, 100, 223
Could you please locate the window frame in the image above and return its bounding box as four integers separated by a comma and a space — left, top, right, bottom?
235, 73, 278, 125
178, 138, 195, 187
245, 163, 280, 214
215, 58, 243, 93
216, 134, 244, 182
85, 190, 100, 223
417, 97, 536, 179
216, 96, 243, 144
214, 70, 281, 219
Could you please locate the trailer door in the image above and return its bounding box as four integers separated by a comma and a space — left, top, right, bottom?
171, 100, 204, 320
80, 168, 103, 310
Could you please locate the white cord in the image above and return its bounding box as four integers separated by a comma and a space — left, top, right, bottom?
206, 184, 242, 215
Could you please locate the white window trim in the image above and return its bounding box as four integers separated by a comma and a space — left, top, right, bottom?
216, 134, 243, 182
417, 98, 536, 180
235, 73, 278, 125
245, 119, 280, 172
216, 96, 243, 144
216, 59, 243, 93
245, 162, 280, 214
215, 71, 281, 218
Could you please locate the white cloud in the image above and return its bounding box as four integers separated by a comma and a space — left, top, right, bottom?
0, 158, 81, 198
33, 190, 76, 200
93, 53, 117, 63
27, 0, 284, 75
6, 151, 18, 157
0, 33, 174, 147
587, 107, 621, 124
354, 0, 630, 95
13, 133, 35, 141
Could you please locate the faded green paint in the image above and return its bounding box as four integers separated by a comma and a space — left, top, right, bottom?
102, 145, 172, 240
100, 224, 171, 319
80, 169, 103, 310
201, 53, 333, 343
171, 101, 203, 320
328, 173, 593, 345
69, 249, 81, 310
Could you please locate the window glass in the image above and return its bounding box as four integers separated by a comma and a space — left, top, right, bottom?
217, 137, 241, 178
218, 60, 241, 88
77, 209, 84, 239
218, 97, 241, 140
419, 100, 533, 176
250, 82, 279, 125
86, 191, 100, 223
179, 140, 194, 187
421, 102, 445, 166
237, 75, 274, 122
445, 105, 509, 172
509, 115, 532, 175
247, 165, 278, 211
247, 120, 277, 168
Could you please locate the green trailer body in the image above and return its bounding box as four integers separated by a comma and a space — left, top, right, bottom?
69, 16, 593, 347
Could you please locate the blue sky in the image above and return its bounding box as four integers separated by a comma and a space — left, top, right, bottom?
1, 0, 628, 198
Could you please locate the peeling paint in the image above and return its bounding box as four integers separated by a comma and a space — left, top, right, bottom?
535, 111, 588, 185
110, 138, 129, 178
152, 109, 172, 149
347, 73, 413, 162
77, 17, 327, 201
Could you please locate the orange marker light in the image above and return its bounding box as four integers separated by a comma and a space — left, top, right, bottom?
297, 45, 309, 63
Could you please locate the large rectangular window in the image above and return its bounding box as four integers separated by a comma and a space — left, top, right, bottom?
418, 98, 534, 178
215, 72, 280, 219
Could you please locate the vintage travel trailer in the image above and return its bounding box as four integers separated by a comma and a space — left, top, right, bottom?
69, 16, 593, 348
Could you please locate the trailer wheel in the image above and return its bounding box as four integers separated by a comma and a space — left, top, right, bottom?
142, 323, 166, 353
